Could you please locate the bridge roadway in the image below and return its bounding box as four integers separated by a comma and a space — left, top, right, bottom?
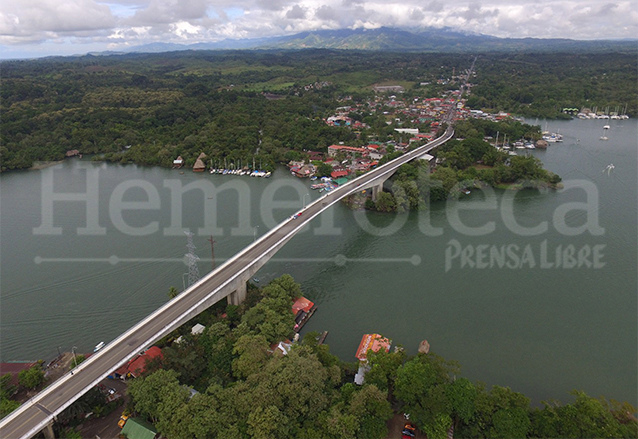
0, 127, 454, 439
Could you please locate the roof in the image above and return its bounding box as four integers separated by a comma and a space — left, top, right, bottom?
127, 346, 163, 378
191, 324, 205, 335
121, 418, 157, 439
292, 296, 314, 314
331, 170, 349, 179
328, 145, 367, 153
333, 177, 349, 186
193, 158, 206, 170
355, 334, 391, 361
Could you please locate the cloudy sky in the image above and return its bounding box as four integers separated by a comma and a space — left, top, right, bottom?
1, 0, 636, 59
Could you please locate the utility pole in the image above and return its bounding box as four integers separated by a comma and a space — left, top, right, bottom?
207, 235, 216, 271
184, 231, 200, 287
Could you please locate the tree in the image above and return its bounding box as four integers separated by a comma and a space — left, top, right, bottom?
348, 385, 393, 439
395, 354, 461, 434
447, 377, 478, 425
18, 365, 45, 390
0, 374, 16, 400
240, 346, 337, 435
127, 369, 190, 425
232, 334, 271, 380
316, 162, 334, 177
528, 391, 637, 439
490, 407, 530, 439
0, 399, 20, 419
374, 192, 396, 212
364, 349, 406, 393
70, 354, 86, 370
167, 286, 179, 299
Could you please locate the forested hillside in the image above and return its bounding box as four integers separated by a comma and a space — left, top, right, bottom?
1, 50, 635, 171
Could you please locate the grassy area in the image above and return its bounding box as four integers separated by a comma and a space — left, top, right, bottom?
242, 81, 296, 92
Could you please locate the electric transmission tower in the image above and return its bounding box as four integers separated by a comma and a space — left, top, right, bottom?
184, 231, 200, 287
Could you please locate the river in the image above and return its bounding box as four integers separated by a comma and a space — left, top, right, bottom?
1, 118, 636, 405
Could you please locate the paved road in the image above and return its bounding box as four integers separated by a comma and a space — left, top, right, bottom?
0, 127, 454, 439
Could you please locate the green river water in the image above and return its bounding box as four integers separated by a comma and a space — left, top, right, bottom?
1, 118, 636, 405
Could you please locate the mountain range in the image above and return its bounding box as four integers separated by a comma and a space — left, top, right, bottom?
122, 27, 636, 55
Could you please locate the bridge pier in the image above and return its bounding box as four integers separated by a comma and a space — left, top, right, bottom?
42, 421, 55, 439
371, 183, 384, 202
227, 281, 247, 306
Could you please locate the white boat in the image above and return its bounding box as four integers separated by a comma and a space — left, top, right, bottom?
603, 124, 610, 130
94, 341, 105, 352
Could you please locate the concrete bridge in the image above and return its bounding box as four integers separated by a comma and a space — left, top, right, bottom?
0, 128, 455, 439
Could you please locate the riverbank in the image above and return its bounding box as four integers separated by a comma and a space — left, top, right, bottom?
28, 160, 65, 171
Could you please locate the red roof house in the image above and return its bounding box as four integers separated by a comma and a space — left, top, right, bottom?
355, 334, 391, 361
126, 347, 163, 378
292, 297, 314, 315
331, 170, 349, 179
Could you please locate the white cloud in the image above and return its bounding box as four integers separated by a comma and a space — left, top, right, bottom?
1, 0, 636, 57
0, 0, 116, 44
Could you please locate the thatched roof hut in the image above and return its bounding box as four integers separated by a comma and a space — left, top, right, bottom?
193, 158, 206, 172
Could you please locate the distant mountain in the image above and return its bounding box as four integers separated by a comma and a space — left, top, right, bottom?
124, 27, 637, 54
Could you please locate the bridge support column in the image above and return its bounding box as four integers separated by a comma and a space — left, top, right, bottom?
227, 281, 247, 306
371, 183, 384, 202
42, 422, 55, 439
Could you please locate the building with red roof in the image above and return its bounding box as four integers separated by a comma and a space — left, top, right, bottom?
292, 296, 314, 315
114, 346, 163, 379
292, 296, 316, 332
354, 334, 392, 385
355, 334, 391, 362
331, 170, 349, 179
327, 145, 367, 157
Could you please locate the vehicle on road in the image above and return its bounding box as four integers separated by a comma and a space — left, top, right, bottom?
402, 423, 416, 438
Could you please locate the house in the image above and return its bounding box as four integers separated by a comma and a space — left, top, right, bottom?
191, 323, 205, 335
355, 334, 391, 362
122, 346, 163, 379
354, 334, 391, 385
331, 169, 349, 179
327, 145, 367, 157
292, 296, 316, 332
120, 418, 158, 439
174, 323, 206, 345
270, 340, 293, 356
394, 128, 419, 135
193, 158, 206, 172
306, 151, 324, 161
193, 153, 207, 172
291, 164, 316, 178
172, 156, 184, 168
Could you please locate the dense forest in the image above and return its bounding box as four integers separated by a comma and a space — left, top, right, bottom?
1, 49, 636, 172
43, 275, 637, 439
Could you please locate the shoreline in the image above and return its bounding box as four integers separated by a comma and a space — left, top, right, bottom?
28, 160, 65, 171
